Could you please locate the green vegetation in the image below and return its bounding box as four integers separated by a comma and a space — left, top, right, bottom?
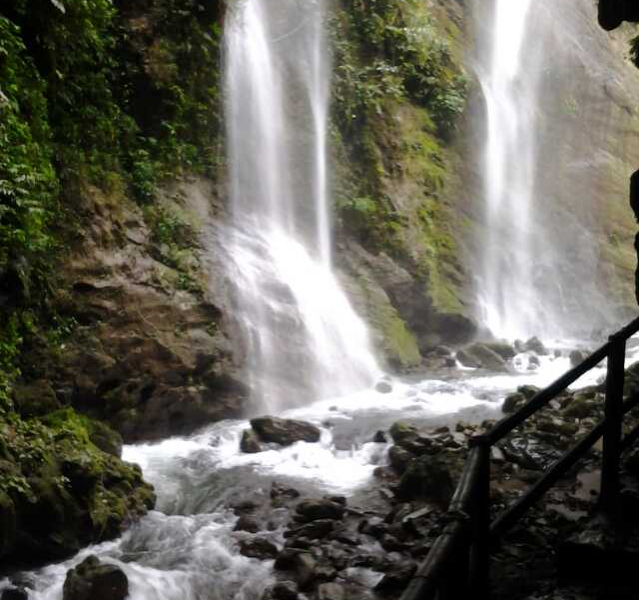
0, 406, 154, 563
331, 0, 470, 332
0, 0, 222, 399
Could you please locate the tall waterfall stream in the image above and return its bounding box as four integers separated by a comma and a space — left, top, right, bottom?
1, 0, 637, 598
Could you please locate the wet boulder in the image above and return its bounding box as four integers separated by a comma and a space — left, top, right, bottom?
62, 556, 128, 600
499, 437, 562, 471
240, 429, 264, 453
284, 519, 335, 540
234, 514, 260, 533
317, 582, 346, 600
239, 537, 279, 560
569, 349, 586, 367
503, 392, 527, 414
395, 455, 455, 505
389, 422, 438, 455
483, 341, 517, 360
523, 337, 548, 356
375, 380, 393, 394
374, 562, 417, 593
295, 499, 345, 522
457, 343, 508, 372
13, 380, 61, 418
264, 581, 299, 600
388, 445, 414, 474
1, 588, 28, 600
250, 417, 320, 446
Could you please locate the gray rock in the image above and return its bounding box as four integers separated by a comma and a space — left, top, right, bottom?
251, 417, 320, 446
375, 381, 393, 394
293, 553, 317, 589
62, 556, 128, 600
317, 583, 346, 600
269, 581, 298, 600
239, 537, 279, 560
373, 430, 387, 443
1, 589, 28, 600
396, 455, 455, 505
374, 562, 417, 593
483, 341, 516, 360
388, 445, 414, 474
295, 499, 345, 522
503, 392, 526, 414
240, 429, 263, 453
457, 343, 508, 371
569, 349, 586, 366
284, 519, 334, 540
523, 336, 548, 356
234, 514, 260, 533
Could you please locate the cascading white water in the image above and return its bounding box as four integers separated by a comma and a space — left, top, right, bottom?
477, 0, 544, 341
224, 0, 379, 412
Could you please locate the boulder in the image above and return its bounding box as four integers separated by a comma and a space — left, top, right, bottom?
293, 552, 317, 589
250, 417, 320, 446
503, 392, 526, 414
499, 437, 562, 471
389, 422, 437, 452
267, 581, 298, 600
317, 583, 346, 600
375, 381, 393, 394
240, 430, 263, 453
388, 445, 414, 474
569, 349, 586, 367
374, 562, 417, 593
295, 499, 345, 522
234, 514, 260, 533
483, 341, 517, 360
455, 348, 480, 368
13, 380, 60, 418
372, 430, 387, 443
523, 337, 548, 356
1, 588, 28, 600
457, 344, 508, 371
84, 420, 123, 458
239, 537, 279, 560
517, 385, 541, 400
62, 556, 128, 600
395, 455, 455, 505
284, 519, 334, 540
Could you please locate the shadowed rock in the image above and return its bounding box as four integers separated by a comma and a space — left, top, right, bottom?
62, 556, 128, 600
250, 417, 320, 446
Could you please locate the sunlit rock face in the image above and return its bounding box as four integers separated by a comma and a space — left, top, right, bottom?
470, 0, 639, 342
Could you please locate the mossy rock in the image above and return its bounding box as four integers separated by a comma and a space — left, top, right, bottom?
0, 407, 155, 565
13, 380, 61, 418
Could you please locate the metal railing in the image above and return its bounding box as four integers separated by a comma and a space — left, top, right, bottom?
400, 316, 639, 600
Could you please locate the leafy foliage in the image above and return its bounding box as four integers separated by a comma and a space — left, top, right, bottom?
332, 0, 468, 139
0, 0, 222, 398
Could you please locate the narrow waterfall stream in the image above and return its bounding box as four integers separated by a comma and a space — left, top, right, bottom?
476, 0, 542, 341
2, 0, 638, 598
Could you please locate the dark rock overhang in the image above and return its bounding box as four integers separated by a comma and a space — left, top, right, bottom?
599, 0, 639, 30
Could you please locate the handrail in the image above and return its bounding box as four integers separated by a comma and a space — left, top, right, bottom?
400, 316, 639, 600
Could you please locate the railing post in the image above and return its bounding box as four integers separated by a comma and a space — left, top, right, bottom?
601, 334, 626, 510
469, 436, 490, 600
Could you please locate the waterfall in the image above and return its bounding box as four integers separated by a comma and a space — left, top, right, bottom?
476, 0, 543, 341
224, 0, 379, 413
475, 0, 623, 342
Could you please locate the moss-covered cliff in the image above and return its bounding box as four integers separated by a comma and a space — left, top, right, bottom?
329, 0, 476, 368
